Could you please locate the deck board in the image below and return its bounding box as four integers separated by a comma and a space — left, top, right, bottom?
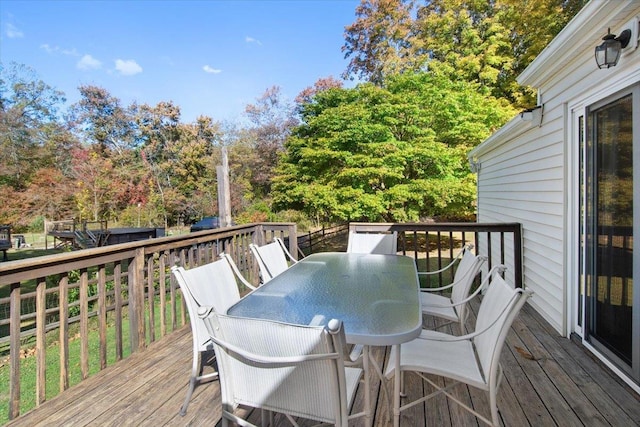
6, 301, 639, 427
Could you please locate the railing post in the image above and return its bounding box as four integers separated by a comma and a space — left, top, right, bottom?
514, 223, 523, 288
254, 224, 265, 245
287, 224, 298, 260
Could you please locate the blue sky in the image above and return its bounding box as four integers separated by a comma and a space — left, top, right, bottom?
1, 0, 360, 123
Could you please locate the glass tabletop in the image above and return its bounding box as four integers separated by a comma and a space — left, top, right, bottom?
227, 252, 422, 346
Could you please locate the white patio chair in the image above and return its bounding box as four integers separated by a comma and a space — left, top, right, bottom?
249, 237, 298, 283
199, 310, 363, 427
419, 244, 488, 333
385, 267, 533, 427
346, 231, 398, 254
171, 258, 252, 416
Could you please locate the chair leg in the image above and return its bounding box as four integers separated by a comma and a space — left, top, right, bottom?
179, 376, 198, 416
179, 350, 200, 416
489, 387, 499, 427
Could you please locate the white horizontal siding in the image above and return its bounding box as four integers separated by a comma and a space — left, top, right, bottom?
476, 103, 565, 332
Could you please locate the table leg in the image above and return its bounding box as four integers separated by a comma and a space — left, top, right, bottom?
393, 344, 401, 427
363, 345, 372, 427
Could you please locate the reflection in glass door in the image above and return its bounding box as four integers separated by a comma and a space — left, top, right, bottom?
584, 88, 638, 382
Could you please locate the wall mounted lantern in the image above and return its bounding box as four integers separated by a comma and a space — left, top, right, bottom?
595, 28, 631, 68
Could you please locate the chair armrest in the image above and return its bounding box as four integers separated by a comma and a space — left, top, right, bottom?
419, 283, 532, 343
418, 278, 456, 292
219, 252, 257, 290
418, 243, 474, 276
275, 237, 299, 264
346, 344, 364, 365
420, 264, 506, 309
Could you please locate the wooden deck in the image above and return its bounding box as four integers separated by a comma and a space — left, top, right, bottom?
6, 301, 640, 427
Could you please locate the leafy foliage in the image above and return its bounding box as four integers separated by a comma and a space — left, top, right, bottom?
343, 0, 587, 107
273, 73, 516, 223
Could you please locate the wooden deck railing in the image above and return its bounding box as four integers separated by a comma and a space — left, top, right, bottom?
0, 221, 521, 421
349, 222, 523, 288
0, 222, 296, 420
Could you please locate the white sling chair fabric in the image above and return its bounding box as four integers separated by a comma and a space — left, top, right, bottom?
250, 237, 298, 283
346, 231, 398, 254
200, 311, 363, 427
171, 258, 252, 416
385, 267, 533, 426
419, 245, 488, 333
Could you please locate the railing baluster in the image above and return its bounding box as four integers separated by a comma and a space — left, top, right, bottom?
114, 262, 123, 361
80, 268, 89, 380
59, 273, 69, 392
9, 282, 20, 419
36, 277, 46, 405
98, 264, 107, 369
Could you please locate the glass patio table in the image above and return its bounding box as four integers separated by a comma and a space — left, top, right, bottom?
227, 251, 422, 427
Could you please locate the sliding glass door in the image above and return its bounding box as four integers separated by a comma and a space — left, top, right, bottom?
583, 86, 639, 382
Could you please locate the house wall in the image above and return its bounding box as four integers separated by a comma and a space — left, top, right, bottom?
474, 118, 566, 333
470, 0, 640, 335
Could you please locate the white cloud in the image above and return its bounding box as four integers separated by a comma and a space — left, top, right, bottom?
115, 59, 142, 76
245, 36, 262, 46
203, 65, 222, 74
40, 44, 56, 54
6, 23, 24, 38
77, 54, 102, 70
62, 47, 80, 56
41, 44, 80, 56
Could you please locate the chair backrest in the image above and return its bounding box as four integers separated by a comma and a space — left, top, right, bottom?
450, 249, 487, 305
171, 259, 242, 351
346, 231, 398, 254
473, 273, 532, 384
250, 240, 292, 282
201, 312, 352, 425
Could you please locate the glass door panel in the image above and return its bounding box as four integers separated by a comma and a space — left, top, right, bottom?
585, 92, 636, 377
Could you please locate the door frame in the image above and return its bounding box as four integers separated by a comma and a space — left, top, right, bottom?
568, 80, 640, 393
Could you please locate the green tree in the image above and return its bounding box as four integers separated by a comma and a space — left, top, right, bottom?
273, 72, 515, 223
71, 147, 117, 221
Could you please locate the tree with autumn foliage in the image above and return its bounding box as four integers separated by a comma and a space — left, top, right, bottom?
343, 0, 586, 107
0, 63, 79, 228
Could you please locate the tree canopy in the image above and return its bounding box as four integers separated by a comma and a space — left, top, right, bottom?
272, 73, 516, 223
